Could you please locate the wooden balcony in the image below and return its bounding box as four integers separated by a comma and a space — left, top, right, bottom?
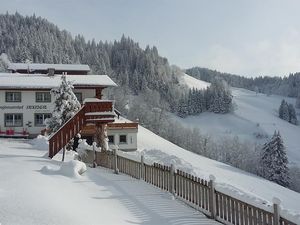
84, 99, 115, 124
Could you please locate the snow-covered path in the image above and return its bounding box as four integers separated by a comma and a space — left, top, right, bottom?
0, 139, 220, 225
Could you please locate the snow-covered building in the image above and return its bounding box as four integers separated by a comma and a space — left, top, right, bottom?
0, 63, 138, 155
81, 118, 138, 152
8, 62, 90, 75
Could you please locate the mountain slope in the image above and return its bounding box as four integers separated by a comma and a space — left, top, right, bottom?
176, 74, 300, 165
179, 73, 210, 90
186, 66, 300, 98
119, 118, 300, 223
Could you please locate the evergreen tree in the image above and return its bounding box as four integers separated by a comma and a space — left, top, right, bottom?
279, 100, 290, 121
288, 104, 298, 125
0, 53, 9, 72
260, 131, 290, 187
177, 95, 188, 118
296, 95, 300, 109
208, 78, 232, 114
45, 75, 81, 134
279, 100, 298, 125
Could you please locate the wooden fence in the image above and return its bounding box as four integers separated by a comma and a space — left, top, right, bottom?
95, 150, 297, 225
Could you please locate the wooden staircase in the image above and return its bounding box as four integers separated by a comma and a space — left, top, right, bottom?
48, 99, 115, 158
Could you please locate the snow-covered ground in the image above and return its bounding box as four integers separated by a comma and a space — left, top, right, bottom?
0, 138, 219, 225
179, 73, 210, 90
177, 73, 300, 166
129, 123, 300, 223
1, 121, 300, 224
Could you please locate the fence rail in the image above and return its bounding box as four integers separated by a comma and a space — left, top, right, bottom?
93, 150, 297, 225
48, 105, 86, 158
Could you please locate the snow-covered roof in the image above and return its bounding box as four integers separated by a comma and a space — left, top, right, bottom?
0, 73, 117, 89
8, 63, 90, 72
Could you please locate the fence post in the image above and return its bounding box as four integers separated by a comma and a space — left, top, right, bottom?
114, 148, 119, 174
140, 154, 144, 180
209, 174, 216, 219
170, 164, 175, 196
62, 146, 66, 162
92, 142, 97, 168
273, 197, 281, 225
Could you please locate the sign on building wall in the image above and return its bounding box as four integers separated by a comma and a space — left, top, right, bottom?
0, 105, 48, 110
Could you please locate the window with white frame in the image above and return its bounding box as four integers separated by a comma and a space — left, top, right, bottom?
5, 92, 21, 102
36, 92, 51, 102
119, 135, 127, 144
34, 113, 51, 127
108, 135, 114, 144
5, 114, 23, 127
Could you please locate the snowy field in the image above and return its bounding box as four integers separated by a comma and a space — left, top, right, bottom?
180, 73, 210, 90
0, 138, 220, 225
176, 74, 300, 166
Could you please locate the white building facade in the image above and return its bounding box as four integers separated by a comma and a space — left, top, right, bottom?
0, 63, 138, 152
0, 88, 95, 136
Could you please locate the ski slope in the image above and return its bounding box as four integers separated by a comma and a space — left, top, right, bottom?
180, 73, 210, 90
177, 74, 300, 166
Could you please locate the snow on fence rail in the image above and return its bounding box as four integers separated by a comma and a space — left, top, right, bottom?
94, 150, 297, 225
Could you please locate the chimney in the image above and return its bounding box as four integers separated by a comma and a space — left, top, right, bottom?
48, 68, 55, 76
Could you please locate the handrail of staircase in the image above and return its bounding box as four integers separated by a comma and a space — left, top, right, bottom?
48, 105, 86, 158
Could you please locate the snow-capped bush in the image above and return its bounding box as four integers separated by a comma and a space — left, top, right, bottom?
76, 139, 101, 161
41, 160, 87, 178
59, 160, 87, 178
30, 135, 49, 151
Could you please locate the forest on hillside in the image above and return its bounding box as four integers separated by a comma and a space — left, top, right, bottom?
0, 12, 232, 117
186, 67, 300, 98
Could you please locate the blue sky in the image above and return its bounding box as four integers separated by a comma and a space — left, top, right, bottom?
1, 0, 300, 77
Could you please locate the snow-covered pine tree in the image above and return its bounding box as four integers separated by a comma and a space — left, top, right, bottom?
288, 103, 298, 125
260, 131, 290, 187
208, 78, 232, 114
177, 95, 188, 118
279, 99, 289, 121
296, 95, 300, 109
45, 74, 81, 135
0, 53, 10, 72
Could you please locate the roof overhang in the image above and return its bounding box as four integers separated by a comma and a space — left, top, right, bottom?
8, 63, 90, 72
0, 73, 117, 89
